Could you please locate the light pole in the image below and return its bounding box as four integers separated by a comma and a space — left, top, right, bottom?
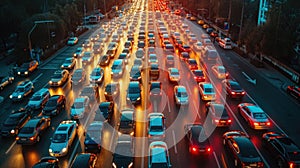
238, 0, 245, 46
28, 20, 54, 59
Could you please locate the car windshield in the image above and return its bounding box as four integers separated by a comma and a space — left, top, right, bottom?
72, 102, 84, 109
52, 73, 62, 78
253, 113, 267, 119
91, 70, 101, 76
231, 83, 242, 90
167, 57, 174, 60
189, 60, 197, 64
177, 91, 187, 97
52, 133, 67, 143
76, 49, 82, 53
15, 87, 25, 92
73, 71, 82, 78
64, 59, 73, 63
150, 125, 163, 132
20, 127, 34, 134
30, 95, 42, 101
218, 68, 225, 73
204, 88, 214, 93
106, 85, 116, 92
129, 86, 140, 93
171, 71, 179, 76
107, 50, 115, 54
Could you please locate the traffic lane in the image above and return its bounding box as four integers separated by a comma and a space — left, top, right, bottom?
217, 48, 300, 145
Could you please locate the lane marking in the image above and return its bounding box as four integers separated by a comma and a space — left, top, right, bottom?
153, 100, 157, 112
167, 99, 171, 113
213, 151, 221, 168
5, 141, 16, 154
32, 73, 43, 83
221, 153, 228, 168
185, 81, 201, 119
172, 130, 178, 154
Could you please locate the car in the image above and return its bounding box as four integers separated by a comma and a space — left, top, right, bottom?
124, 41, 133, 50
192, 70, 205, 82
1, 108, 31, 137
27, 88, 50, 110
211, 65, 229, 79
49, 120, 77, 157
202, 24, 209, 29
138, 40, 145, 48
189, 37, 197, 44
82, 40, 92, 50
148, 113, 165, 141
89, 67, 104, 84
262, 132, 300, 168
16, 116, 51, 145
67, 37, 78, 45
206, 102, 232, 127
149, 63, 159, 79
10, 80, 34, 102
118, 53, 130, 64
49, 70, 70, 87
286, 85, 300, 99
130, 66, 142, 82
148, 33, 155, 40
184, 123, 212, 154
96, 101, 114, 122
149, 81, 162, 97
197, 19, 205, 25
104, 82, 120, 101
136, 48, 145, 59
84, 121, 104, 153
107, 48, 117, 58
172, 32, 180, 40
111, 59, 125, 78
127, 81, 141, 105
148, 141, 172, 168
165, 55, 175, 67
218, 38, 232, 49
179, 52, 190, 61
168, 68, 180, 82
71, 68, 86, 85
199, 82, 216, 101
187, 59, 198, 70
222, 79, 246, 99
98, 54, 110, 66
82, 51, 94, 65
238, 103, 271, 130
210, 31, 218, 38
90, 34, 99, 42
17, 60, 38, 76
174, 85, 189, 106
148, 47, 156, 54
178, 44, 191, 53
148, 39, 156, 47
70, 96, 90, 120
73, 47, 84, 58
202, 46, 219, 62
165, 44, 175, 53
206, 27, 214, 34
133, 58, 143, 71
161, 40, 171, 49
61, 57, 76, 70
174, 39, 183, 48
70, 153, 97, 168
190, 16, 197, 21
118, 109, 135, 135
0, 75, 14, 91
92, 42, 102, 54
223, 131, 264, 167
112, 134, 134, 168
42, 95, 66, 116
193, 41, 204, 51
32, 156, 59, 168
202, 38, 213, 47
122, 48, 131, 58
107, 42, 118, 52
148, 54, 158, 64
79, 85, 99, 101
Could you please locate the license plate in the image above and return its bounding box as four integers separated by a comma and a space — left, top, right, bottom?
250, 163, 257, 166
220, 121, 226, 123
21, 138, 26, 141
260, 123, 265, 125
199, 149, 205, 152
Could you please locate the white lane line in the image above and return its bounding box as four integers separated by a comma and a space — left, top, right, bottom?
5, 141, 16, 154
213, 151, 221, 168
109, 127, 116, 151
167, 99, 171, 113
154, 100, 157, 112
67, 103, 98, 167
185, 81, 201, 119
172, 130, 178, 154
32, 73, 43, 83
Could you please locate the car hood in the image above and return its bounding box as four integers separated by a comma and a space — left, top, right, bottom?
11, 91, 24, 97
50, 141, 68, 151
18, 67, 28, 72
28, 100, 42, 106
127, 93, 140, 100
84, 134, 101, 145
71, 108, 84, 115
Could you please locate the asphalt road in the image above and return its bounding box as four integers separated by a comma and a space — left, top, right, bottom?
0, 0, 300, 168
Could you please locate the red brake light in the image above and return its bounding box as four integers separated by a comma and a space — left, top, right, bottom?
228, 119, 232, 123
192, 147, 197, 152
214, 120, 219, 123
207, 147, 211, 152
241, 91, 245, 95
267, 122, 271, 126
254, 122, 259, 126
289, 162, 294, 168
231, 91, 236, 95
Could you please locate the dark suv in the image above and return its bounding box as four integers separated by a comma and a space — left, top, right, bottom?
262, 132, 300, 168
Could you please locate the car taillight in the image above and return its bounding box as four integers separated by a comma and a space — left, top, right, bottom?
214, 120, 219, 123
16, 137, 19, 141
267, 122, 271, 126
241, 91, 245, 95
192, 146, 197, 153
228, 119, 232, 123
289, 162, 295, 168
207, 147, 211, 152
231, 91, 236, 95
253, 122, 259, 126
30, 137, 35, 141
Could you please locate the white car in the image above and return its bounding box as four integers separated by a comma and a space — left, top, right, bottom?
49, 120, 77, 157
27, 88, 50, 110
148, 54, 158, 64
174, 85, 189, 106
148, 113, 165, 141
67, 37, 78, 45
168, 68, 180, 82
193, 41, 204, 51
199, 82, 216, 101
211, 65, 228, 79
70, 96, 90, 119
148, 141, 172, 168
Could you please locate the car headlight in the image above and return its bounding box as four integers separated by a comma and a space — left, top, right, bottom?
61, 65, 64, 68
10, 129, 15, 134
57, 81, 61, 85
10, 95, 13, 99
137, 97, 141, 101
18, 72, 21, 75
18, 95, 22, 99
49, 149, 52, 153
73, 53, 76, 56
62, 147, 67, 153
49, 81, 53, 85
24, 71, 28, 75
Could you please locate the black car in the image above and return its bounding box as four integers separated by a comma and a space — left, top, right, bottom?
42, 95, 66, 116
70, 153, 97, 168
112, 134, 134, 168
130, 66, 142, 82
262, 132, 300, 167
104, 82, 120, 101
95, 101, 114, 122
84, 121, 104, 153
184, 123, 211, 155
0, 76, 14, 91
1, 108, 31, 137
126, 82, 141, 105
17, 60, 38, 76
99, 54, 110, 66
119, 109, 135, 136
222, 79, 246, 99
32, 156, 59, 168
223, 131, 264, 167
16, 116, 51, 145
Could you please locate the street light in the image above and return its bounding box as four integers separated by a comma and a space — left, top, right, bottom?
28, 20, 54, 59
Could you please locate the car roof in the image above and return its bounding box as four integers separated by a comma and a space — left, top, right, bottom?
74, 97, 87, 103
247, 105, 264, 113
232, 137, 259, 157
176, 86, 187, 92
71, 153, 93, 168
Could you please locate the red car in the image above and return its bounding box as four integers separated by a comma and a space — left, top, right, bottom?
178, 44, 191, 53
